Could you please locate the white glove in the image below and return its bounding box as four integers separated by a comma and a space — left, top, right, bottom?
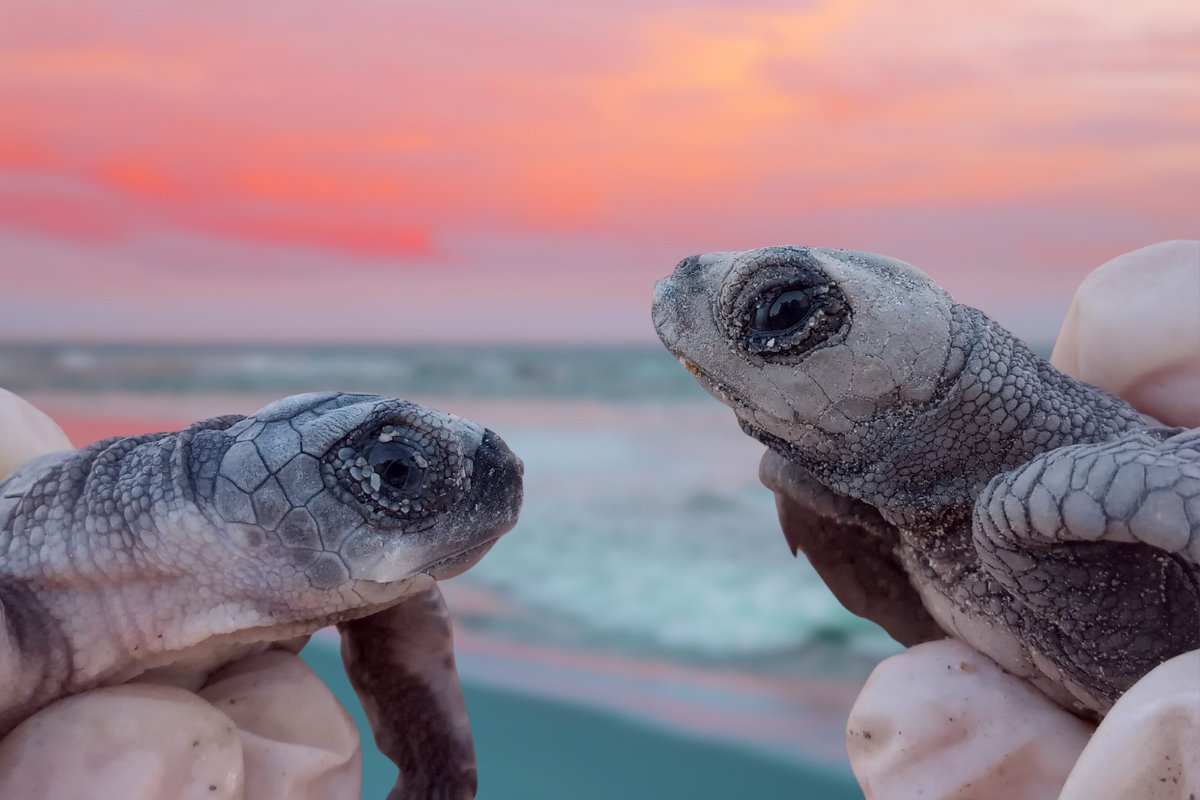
846, 241, 1200, 800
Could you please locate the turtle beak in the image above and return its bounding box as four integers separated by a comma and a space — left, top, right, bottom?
678, 357, 705, 381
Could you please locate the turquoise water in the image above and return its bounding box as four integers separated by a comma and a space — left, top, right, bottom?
302, 640, 863, 799
0, 342, 703, 399
2, 342, 901, 666
8, 341, 883, 785
460, 403, 899, 665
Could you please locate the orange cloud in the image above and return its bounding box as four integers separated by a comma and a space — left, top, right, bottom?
0, 186, 133, 243
197, 209, 433, 259
98, 162, 178, 198
0, 0, 1194, 279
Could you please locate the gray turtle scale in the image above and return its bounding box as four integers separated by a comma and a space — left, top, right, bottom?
653, 246, 1199, 718
0, 391, 524, 799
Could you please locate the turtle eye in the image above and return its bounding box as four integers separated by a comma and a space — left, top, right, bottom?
367, 441, 425, 492
754, 289, 814, 333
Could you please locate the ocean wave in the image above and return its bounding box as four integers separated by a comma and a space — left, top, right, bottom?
456, 415, 900, 663
0, 342, 708, 400
6, 351, 906, 665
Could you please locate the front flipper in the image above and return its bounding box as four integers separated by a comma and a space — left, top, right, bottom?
973, 428, 1200, 710
760, 450, 943, 646
339, 582, 476, 800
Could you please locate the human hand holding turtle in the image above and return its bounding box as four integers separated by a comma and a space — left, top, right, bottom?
653, 240, 1200, 799
0, 392, 361, 800
846, 242, 1200, 800
0, 392, 524, 799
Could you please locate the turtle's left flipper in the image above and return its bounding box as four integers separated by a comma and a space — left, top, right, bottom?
339, 582, 477, 800
973, 427, 1200, 709
975, 427, 1200, 570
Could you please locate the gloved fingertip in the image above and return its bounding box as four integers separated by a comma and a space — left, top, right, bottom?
847, 639, 1092, 800
0, 683, 244, 800
199, 649, 361, 800
0, 389, 73, 480
1059, 649, 1200, 800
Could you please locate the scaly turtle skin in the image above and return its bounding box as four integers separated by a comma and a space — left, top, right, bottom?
652, 246, 1200, 719
0, 391, 523, 799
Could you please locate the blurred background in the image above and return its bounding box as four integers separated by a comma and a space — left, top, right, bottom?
1, 1, 1196, 796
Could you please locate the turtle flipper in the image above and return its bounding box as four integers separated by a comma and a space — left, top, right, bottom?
976, 427, 1200, 562
760, 450, 943, 646
972, 428, 1200, 711
339, 581, 477, 800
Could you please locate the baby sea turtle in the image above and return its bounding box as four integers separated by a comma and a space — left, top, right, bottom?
653, 246, 1199, 718
0, 391, 523, 799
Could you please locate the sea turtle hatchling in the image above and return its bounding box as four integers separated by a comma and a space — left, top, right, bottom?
652, 246, 1200, 719
0, 391, 524, 799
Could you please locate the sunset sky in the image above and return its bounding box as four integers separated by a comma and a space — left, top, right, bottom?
1, 0, 1196, 342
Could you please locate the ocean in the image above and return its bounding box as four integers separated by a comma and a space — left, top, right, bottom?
2, 341, 900, 671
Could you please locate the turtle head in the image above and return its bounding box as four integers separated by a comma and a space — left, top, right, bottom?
195, 392, 523, 590
652, 246, 957, 462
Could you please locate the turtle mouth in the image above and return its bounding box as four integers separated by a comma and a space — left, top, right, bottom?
674, 355, 751, 411
418, 509, 519, 580
421, 537, 500, 580
679, 356, 706, 381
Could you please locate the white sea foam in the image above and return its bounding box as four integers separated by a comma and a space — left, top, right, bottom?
458, 405, 899, 661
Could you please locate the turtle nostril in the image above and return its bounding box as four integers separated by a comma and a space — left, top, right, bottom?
675, 254, 703, 276
477, 430, 522, 476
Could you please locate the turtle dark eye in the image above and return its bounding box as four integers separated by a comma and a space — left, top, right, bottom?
376, 458, 410, 487
367, 441, 424, 492
724, 250, 850, 357
754, 289, 814, 333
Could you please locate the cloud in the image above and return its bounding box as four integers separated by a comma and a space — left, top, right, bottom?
0, 183, 135, 243
0, 0, 1194, 340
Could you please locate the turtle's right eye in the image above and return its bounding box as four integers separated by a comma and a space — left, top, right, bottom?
754, 288, 816, 334
741, 277, 849, 357
328, 418, 459, 526
718, 247, 851, 359
367, 441, 425, 493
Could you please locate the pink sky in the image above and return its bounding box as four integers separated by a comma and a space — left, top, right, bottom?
0, 0, 1196, 342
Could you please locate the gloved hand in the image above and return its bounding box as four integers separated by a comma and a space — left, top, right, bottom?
846, 241, 1200, 800
0, 390, 362, 799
